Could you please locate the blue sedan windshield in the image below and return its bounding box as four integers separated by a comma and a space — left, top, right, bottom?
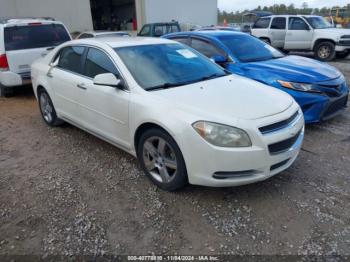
218, 34, 284, 63
115, 44, 227, 90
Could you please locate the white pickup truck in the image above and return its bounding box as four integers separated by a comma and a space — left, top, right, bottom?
251, 15, 350, 61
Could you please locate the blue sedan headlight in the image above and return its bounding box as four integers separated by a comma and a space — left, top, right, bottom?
277, 80, 321, 93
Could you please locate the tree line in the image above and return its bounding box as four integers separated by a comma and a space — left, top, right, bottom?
218, 3, 350, 23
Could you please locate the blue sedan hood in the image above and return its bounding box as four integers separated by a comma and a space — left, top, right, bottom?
241, 55, 341, 83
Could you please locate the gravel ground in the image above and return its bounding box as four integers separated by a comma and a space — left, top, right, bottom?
0, 60, 349, 258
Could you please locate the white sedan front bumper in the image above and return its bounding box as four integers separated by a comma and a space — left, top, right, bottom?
180, 103, 304, 187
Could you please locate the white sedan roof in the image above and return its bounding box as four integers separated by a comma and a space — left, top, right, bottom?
72, 37, 175, 48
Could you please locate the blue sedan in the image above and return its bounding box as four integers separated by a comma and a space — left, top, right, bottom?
163, 31, 349, 124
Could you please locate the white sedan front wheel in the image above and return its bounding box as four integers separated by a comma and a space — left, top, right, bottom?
138, 128, 188, 191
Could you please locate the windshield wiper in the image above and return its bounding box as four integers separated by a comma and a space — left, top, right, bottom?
272, 56, 284, 59
244, 56, 279, 62
223, 69, 232, 75
199, 73, 226, 81
175, 73, 227, 86
147, 73, 228, 91
146, 82, 184, 91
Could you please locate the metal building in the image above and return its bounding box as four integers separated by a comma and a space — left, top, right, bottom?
0, 0, 217, 32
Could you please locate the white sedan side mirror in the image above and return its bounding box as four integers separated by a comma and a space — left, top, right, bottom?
93, 73, 123, 89
49, 59, 58, 68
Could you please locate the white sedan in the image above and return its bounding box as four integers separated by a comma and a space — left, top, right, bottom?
76, 31, 130, 39
31, 37, 304, 191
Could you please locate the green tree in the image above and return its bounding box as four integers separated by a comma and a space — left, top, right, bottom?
279, 4, 287, 14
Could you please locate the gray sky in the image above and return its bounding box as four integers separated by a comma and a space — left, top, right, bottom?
218, 0, 349, 12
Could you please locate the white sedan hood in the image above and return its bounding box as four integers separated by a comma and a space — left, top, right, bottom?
153, 75, 294, 120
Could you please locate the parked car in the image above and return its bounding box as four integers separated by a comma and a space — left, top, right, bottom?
138, 22, 181, 37
241, 23, 253, 33
76, 31, 130, 39
241, 11, 273, 34
251, 15, 350, 61
163, 31, 349, 123
0, 17, 71, 97
31, 37, 304, 191
228, 23, 242, 31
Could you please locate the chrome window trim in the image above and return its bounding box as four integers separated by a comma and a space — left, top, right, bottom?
51, 44, 130, 92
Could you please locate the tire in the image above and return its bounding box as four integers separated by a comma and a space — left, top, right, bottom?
0, 84, 14, 97
314, 41, 336, 61
38, 88, 63, 127
260, 38, 270, 44
279, 48, 290, 55
336, 50, 350, 59
137, 128, 188, 191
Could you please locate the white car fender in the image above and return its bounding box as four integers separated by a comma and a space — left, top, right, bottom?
129, 98, 185, 153
311, 30, 342, 48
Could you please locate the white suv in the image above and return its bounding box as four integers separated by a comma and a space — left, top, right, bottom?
0, 17, 71, 97
251, 15, 350, 61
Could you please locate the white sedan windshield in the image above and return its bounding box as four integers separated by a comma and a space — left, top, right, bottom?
115, 44, 227, 90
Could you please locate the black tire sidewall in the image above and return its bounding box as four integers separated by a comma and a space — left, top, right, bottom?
0, 84, 13, 97
315, 42, 336, 61
38, 89, 59, 127
260, 38, 270, 44
336, 50, 350, 59
137, 128, 188, 191
280, 49, 289, 55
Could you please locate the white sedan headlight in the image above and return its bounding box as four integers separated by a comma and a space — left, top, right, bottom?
192, 121, 252, 147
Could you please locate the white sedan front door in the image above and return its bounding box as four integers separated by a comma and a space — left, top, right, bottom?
74, 47, 131, 149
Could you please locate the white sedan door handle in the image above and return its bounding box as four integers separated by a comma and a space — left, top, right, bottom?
77, 83, 87, 90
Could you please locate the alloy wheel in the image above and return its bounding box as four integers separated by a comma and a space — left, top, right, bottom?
142, 136, 178, 183
40, 92, 53, 123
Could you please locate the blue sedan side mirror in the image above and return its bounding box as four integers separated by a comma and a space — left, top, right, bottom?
210, 55, 227, 64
